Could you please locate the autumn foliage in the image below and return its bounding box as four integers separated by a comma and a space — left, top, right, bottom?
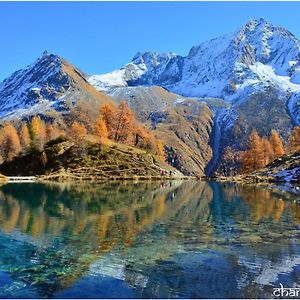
70, 121, 87, 143
94, 101, 165, 159
31, 116, 47, 148
0, 101, 166, 164
220, 127, 300, 175
269, 129, 285, 159
0, 123, 21, 162
20, 122, 31, 151
0, 117, 64, 163
94, 115, 108, 141
288, 126, 300, 153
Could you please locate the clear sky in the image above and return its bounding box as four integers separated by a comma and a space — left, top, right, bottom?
1, 1, 300, 81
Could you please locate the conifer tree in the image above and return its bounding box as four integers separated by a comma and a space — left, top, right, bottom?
46, 124, 64, 142
288, 126, 300, 153
269, 129, 285, 159
94, 114, 108, 141
20, 122, 31, 152
261, 136, 274, 166
114, 101, 134, 142
155, 140, 166, 161
71, 121, 87, 143
240, 129, 264, 173
31, 116, 46, 148
134, 125, 149, 148
0, 123, 21, 161
100, 104, 117, 139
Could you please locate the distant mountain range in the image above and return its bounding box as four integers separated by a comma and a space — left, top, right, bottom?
0, 18, 299, 175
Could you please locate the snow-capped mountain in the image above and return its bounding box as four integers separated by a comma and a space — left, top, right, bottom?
0, 51, 112, 119
89, 18, 300, 123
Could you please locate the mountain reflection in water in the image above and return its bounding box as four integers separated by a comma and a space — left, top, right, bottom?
0, 181, 299, 298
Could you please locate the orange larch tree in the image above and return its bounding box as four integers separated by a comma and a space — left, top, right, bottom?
71, 121, 87, 143
114, 101, 135, 142
31, 116, 47, 149
155, 140, 166, 161
133, 125, 149, 148
20, 122, 31, 152
269, 129, 285, 159
240, 129, 264, 173
46, 124, 64, 142
100, 104, 117, 139
288, 126, 300, 153
0, 123, 21, 161
94, 114, 109, 141
98, 102, 165, 158
261, 136, 274, 166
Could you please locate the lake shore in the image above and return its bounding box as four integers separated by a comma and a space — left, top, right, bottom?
37, 171, 194, 182
0, 172, 195, 183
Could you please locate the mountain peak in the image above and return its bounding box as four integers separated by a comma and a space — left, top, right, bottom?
0, 53, 70, 118
242, 18, 272, 34
247, 17, 269, 26
0, 51, 113, 119
38, 50, 62, 62
42, 49, 51, 57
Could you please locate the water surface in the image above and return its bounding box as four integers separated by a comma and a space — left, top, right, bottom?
0, 180, 299, 298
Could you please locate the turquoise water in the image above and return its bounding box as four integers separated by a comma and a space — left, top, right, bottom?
0, 181, 299, 298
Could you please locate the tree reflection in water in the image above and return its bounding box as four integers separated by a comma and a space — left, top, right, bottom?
0, 181, 299, 298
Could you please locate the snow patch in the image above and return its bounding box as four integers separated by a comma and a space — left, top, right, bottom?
88, 69, 127, 91
249, 62, 300, 93
275, 167, 300, 183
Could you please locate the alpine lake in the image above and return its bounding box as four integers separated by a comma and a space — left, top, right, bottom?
0, 180, 299, 298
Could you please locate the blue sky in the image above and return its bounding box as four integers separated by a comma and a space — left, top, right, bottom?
1, 1, 300, 81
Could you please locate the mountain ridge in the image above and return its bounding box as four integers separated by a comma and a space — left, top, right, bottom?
88, 17, 300, 116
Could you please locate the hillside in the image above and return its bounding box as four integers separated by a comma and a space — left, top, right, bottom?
106, 86, 214, 176
152, 100, 213, 176
108, 85, 185, 121
0, 137, 182, 180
